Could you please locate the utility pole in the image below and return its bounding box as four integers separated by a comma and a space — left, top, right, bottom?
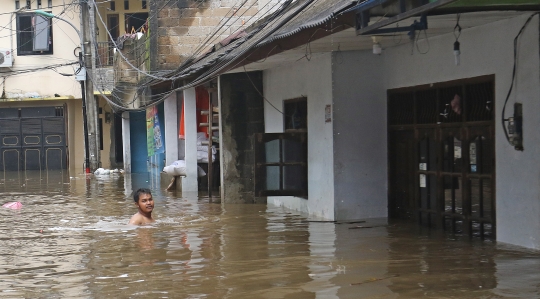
80, 0, 100, 171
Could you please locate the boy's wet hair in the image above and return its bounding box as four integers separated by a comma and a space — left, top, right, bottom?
134, 188, 152, 202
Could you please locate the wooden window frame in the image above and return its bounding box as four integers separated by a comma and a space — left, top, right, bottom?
255, 132, 308, 197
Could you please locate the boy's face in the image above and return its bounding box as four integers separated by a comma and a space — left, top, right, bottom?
135, 193, 154, 214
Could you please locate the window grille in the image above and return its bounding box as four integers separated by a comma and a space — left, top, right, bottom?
388, 76, 494, 126
388, 92, 414, 125
416, 89, 437, 124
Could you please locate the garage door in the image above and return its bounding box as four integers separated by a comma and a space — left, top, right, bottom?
0, 107, 67, 171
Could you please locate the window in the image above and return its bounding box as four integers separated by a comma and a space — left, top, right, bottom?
15, 1, 20, 9
255, 132, 308, 197
110, 1, 116, 11
142, 0, 147, 9
37, 0, 42, 8
284, 97, 307, 131
16, 13, 53, 56
124, 0, 129, 10
48, 0, 52, 8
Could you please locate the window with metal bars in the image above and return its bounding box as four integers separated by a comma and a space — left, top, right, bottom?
388, 76, 494, 126
16, 13, 54, 55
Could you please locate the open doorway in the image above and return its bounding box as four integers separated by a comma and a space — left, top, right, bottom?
125, 13, 148, 33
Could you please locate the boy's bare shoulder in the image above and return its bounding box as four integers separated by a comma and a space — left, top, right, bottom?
128, 213, 155, 225
128, 213, 144, 225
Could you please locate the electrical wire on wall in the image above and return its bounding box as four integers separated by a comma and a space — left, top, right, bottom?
501, 12, 539, 147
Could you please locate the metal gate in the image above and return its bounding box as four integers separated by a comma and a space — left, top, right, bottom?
0, 107, 67, 171
388, 76, 495, 239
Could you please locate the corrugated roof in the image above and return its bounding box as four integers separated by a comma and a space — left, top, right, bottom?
259, 0, 356, 46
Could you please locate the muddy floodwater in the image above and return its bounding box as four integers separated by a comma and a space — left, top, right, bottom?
1, 171, 539, 299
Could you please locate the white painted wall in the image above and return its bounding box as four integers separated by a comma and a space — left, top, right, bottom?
260, 13, 540, 248
332, 51, 387, 219
122, 111, 132, 173
377, 14, 540, 249
182, 87, 199, 193
264, 53, 335, 220
164, 93, 178, 166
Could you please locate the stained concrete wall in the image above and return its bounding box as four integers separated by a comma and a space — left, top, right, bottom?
263, 53, 334, 219
220, 72, 265, 203
332, 51, 387, 220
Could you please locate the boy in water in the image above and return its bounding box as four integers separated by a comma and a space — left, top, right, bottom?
128, 188, 156, 225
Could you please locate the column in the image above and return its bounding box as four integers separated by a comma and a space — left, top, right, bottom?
164, 92, 178, 166
122, 111, 131, 173
182, 87, 199, 193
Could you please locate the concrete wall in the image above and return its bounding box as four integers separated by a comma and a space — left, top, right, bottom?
332, 51, 387, 220
264, 53, 334, 220
376, 14, 540, 249
220, 72, 265, 203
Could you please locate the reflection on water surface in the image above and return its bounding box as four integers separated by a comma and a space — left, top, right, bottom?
0, 171, 539, 298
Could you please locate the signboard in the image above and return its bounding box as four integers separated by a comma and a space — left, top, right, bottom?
146, 106, 164, 156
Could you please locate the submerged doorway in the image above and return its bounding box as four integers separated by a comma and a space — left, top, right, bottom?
388, 76, 495, 239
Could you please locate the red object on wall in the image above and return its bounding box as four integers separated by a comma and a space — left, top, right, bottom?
196, 86, 209, 138
178, 86, 210, 139
179, 101, 185, 139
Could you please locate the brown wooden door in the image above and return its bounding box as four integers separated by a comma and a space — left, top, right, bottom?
388, 130, 415, 219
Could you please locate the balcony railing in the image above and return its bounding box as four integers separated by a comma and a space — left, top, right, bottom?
114, 33, 149, 84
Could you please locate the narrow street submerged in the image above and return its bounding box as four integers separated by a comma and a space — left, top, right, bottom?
0, 171, 539, 298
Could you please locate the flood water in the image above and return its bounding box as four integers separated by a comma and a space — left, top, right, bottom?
1, 171, 539, 299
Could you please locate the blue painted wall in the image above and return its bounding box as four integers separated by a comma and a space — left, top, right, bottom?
130, 111, 148, 173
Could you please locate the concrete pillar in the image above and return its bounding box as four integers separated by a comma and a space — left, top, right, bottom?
182, 87, 198, 193
164, 93, 179, 166
218, 76, 225, 201
122, 111, 131, 173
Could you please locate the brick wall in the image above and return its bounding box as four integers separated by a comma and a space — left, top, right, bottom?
153, 0, 285, 70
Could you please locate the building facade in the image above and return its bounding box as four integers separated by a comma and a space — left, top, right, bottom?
0, 0, 86, 174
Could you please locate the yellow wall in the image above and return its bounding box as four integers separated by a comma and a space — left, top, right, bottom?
96, 0, 149, 43
0, 1, 82, 98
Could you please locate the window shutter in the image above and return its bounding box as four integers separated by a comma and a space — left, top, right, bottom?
33, 15, 50, 51
255, 132, 308, 197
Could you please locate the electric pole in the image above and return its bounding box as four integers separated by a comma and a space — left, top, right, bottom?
80, 0, 100, 171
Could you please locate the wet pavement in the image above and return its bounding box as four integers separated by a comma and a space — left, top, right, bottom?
0, 171, 539, 298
